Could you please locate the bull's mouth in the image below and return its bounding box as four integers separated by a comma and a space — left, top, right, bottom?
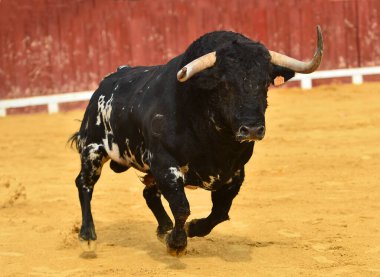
235, 135, 264, 142
235, 125, 266, 142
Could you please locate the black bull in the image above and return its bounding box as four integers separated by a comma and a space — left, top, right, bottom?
69, 28, 323, 256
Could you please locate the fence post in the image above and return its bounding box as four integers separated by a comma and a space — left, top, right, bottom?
48, 102, 59, 114
352, 74, 363, 85
300, 78, 312, 90
0, 108, 6, 117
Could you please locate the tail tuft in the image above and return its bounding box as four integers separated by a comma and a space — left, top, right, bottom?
67, 132, 81, 152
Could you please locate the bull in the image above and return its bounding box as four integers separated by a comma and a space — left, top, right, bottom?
69, 26, 323, 256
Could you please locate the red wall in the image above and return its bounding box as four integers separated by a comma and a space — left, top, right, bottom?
1, 0, 380, 99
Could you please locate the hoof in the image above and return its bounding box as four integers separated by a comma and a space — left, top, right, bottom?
156, 223, 173, 243
166, 244, 187, 257
79, 223, 97, 240
185, 218, 212, 238
79, 238, 97, 252
79, 223, 97, 252
157, 231, 169, 244
165, 229, 187, 257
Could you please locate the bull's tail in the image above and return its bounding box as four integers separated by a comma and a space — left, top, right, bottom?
67, 132, 81, 153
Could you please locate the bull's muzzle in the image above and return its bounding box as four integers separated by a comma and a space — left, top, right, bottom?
236, 125, 266, 142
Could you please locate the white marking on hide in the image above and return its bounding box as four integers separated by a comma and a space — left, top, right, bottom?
144, 69, 149, 72
210, 114, 215, 124
98, 94, 119, 166
147, 150, 153, 160
167, 164, 189, 183
116, 139, 149, 172
97, 94, 113, 130
140, 148, 152, 171
202, 175, 220, 189
234, 170, 241, 177
169, 167, 185, 183
114, 84, 119, 90
78, 138, 85, 151
87, 143, 101, 161
84, 143, 108, 175
210, 113, 222, 131
226, 178, 233, 184
83, 185, 91, 193
104, 95, 113, 122
103, 140, 127, 166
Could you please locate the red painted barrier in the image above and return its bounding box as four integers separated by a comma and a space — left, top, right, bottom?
1, 0, 379, 99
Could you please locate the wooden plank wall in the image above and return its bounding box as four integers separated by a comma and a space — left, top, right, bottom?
1, 0, 379, 99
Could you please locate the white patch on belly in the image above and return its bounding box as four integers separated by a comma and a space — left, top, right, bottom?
117, 139, 150, 172
103, 140, 127, 166
96, 94, 153, 173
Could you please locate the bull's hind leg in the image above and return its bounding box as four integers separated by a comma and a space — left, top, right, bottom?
186, 168, 244, 238
142, 175, 173, 240
75, 143, 108, 251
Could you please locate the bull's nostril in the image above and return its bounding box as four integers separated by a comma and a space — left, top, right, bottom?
239, 126, 250, 136
256, 126, 265, 136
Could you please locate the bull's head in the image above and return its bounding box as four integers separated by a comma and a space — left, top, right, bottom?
177, 26, 323, 142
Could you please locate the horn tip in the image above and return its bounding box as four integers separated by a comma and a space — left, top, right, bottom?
177, 67, 188, 82
316, 25, 324, 51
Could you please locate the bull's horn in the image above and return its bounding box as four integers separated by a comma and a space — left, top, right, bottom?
269, 25, 323, 73
177, 52, 217, 82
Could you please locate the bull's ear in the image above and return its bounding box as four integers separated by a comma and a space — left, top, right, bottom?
270, 64, 295, 86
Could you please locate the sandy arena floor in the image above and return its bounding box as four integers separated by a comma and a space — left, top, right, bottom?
1, 83, 380, 276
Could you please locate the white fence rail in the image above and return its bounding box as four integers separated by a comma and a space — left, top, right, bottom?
0, 91, 93, 117
1, 66, 380, 117
292, 66, 380, 89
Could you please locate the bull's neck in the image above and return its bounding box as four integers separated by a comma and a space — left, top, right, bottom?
176, 86, 250, 153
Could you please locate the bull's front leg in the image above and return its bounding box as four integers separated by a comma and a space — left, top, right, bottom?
151, 165, 190, 257
186, 167, 244, 238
